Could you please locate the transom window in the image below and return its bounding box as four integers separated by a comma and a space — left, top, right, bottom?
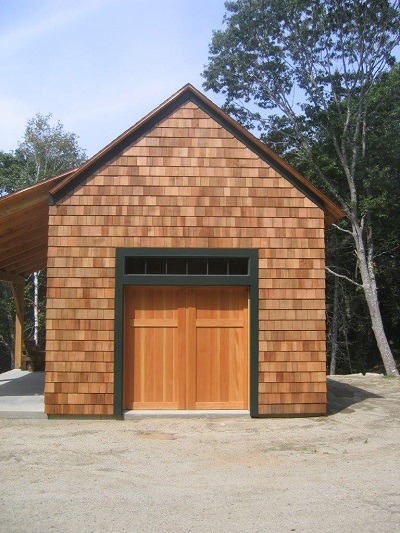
125, 256, 249, 276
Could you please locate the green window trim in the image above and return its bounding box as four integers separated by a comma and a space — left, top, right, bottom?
114, 248, 259, 417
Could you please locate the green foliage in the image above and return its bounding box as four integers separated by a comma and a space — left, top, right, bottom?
17, 113, 86, 184
364, 66, 400, 344
0, 113, 86, 196
0, 151, 26, 197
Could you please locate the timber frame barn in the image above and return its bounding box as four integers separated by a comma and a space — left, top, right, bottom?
0, 84, 344, 417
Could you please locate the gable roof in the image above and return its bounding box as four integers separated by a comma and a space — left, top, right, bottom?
49, 84, 345, 226
0, 84, 345, 282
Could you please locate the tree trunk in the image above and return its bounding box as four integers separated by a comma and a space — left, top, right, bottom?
329, 274, 339, 375
33, 271, 39, 345
343, 291, 353, 374
352, 220, 399, 375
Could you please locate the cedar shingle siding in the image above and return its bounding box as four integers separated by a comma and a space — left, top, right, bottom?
45, 100, 328, 416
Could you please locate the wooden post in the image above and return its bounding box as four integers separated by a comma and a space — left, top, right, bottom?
10, 281, 25, 370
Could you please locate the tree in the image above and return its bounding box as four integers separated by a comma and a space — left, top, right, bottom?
0, 114, 86, 366
203, 0, 400, 375
269, 65, 400, 373
17, 113, 86, 187
1, 113, 86, 194
0, 151, 25, 197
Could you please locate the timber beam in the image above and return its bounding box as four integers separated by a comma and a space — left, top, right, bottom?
0, 270, 25, 284
9, 281, 25, 369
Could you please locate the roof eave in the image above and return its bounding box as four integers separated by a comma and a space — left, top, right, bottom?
0, 169, 77, 216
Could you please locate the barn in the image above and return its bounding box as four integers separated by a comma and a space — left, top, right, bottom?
0, 84, 344, 417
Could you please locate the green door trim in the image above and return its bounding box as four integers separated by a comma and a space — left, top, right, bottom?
114, 248, 259, 417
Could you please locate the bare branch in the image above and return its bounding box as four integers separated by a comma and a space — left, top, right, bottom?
325, 266, 363, 287
332, 223, 353, 236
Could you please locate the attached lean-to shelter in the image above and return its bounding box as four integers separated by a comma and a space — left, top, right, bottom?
0, 84, 344, 417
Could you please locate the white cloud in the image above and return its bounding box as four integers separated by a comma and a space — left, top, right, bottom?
0, 0, 112, 56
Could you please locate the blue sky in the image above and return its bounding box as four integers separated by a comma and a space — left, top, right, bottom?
0, 0, 227, 157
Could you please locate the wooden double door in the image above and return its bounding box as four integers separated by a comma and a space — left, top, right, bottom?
123, 286, 249, 410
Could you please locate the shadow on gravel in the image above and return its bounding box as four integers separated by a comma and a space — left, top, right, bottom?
326, 378, 382, 415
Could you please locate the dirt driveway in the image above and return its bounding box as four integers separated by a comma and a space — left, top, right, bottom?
0, 375, 399, 533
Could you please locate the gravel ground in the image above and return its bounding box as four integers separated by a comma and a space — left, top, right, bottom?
0, 375, 399, 533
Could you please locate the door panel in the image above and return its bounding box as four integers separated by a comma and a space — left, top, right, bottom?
124, 286, 248, 410
190, 287, 248, 409
124, 287, 185, 409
